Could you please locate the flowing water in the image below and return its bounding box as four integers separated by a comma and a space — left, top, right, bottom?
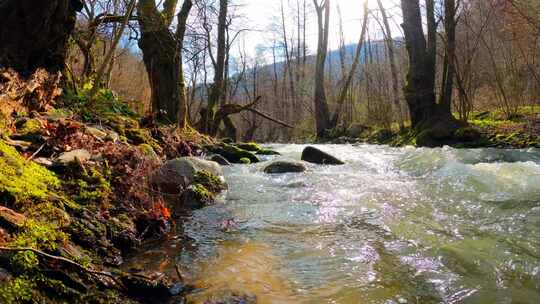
136, 144, 540, 303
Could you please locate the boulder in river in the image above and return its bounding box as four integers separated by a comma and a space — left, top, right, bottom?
206, 143, 260, 164
153, 157, 224, 194
264, 161, 306, 174
153, 157, 227, 212
301, 146, 344, 165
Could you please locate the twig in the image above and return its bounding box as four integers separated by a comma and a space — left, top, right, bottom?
26, 143, 46, 162
0, 247, 125, 289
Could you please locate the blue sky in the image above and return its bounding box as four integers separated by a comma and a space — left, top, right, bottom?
234, 0, 403, 58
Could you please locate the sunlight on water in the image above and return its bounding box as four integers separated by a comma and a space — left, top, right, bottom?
149, 145, 540, 303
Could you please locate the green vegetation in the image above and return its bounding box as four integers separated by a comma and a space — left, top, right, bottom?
194, 170, 225, 193
0, 140, 60, 203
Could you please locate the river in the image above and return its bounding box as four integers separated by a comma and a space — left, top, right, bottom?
136, 144, 540, 303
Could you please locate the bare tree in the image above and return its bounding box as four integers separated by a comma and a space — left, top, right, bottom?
137, 0, 193, 124
376, 0, 405, 130
313, 0, 331, 137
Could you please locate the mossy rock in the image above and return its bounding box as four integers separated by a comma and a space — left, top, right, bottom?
138, 144, 158, 159
180, 184, 215, 210
0, 140, 61, 204
206, 144, 260, 164
194, 170, 226, 193
125, 128, 161, 153
239, 157, 251, 164
14, 118, 42, 142
235, 142, 262, 152
256, 148, 281, 156
102, 114, 140, 136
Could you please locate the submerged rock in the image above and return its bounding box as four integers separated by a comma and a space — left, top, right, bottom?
264, 161, 306, 174
203, 290, 257, 304
301, 146, 344, 165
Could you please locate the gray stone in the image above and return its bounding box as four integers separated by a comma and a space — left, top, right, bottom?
301, 146, 344, 165
152, 157, 224, 194
54, 149, 92, 166
264, 161, 306, 174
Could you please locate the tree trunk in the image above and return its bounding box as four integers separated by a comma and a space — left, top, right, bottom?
313, 0, 331, 138
401, 0, 462, 145
440, 0, 457, 113
0, 0, 82, 74
400, 0, 437, 127
137, 0, 191, 124
138, 28, 180, 123
203, 0, 228, 135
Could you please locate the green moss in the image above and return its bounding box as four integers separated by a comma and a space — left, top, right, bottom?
0, 276, 36, 303
18, 118, 41, 135
125, 128, 161, 153
257, 148, 281, 156
0, 112, 11, 139
138, 144, 157, 158
65, 167, 112, 206
239, 157, 251, 164
220, 144, 260, 163
236, 142, 262, 152
194, 170, 225, 193
12, 220, 67, 251
192, 184, 215, 202
8, 220, 68, 272
0, 140, 61, 203
22, 202, 71, 228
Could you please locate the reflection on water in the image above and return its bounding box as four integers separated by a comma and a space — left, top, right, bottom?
139, 145, 540, 303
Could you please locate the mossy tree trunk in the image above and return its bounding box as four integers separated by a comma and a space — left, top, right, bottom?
137, 0, 192, 125
400, 0, 462, 142
0, 0, 82, 75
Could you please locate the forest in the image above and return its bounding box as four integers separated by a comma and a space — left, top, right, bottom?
0, 0, 539, 303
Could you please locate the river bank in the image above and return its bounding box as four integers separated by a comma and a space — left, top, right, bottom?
323, 106, 540, 149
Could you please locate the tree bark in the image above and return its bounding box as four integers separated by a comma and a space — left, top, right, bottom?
400, 0, 437, 127
0, 0, 83, 75
203, 0, 228, 135
313, 0, 331, 137
137, 0, 192, 124
440, 0, 457, 113
401, 0, 462, 145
